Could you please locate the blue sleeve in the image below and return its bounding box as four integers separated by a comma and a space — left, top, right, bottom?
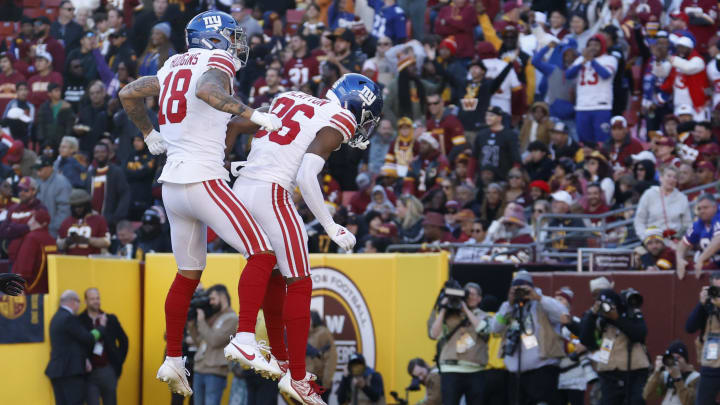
590, 59, 612, 79
685, 303, 708, 334
367, 0, 381, 10
392, 12, 407, 43
684, 222, 700, 245
565, 63, 582, 79
532, 46, 555, 76
327, 1, 339, 29
92, 49, 115, 87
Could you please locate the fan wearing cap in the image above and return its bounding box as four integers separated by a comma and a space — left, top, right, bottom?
7, 208, 56, 294
336, 352, 386, 405
456, 57, 515, 132
695, 160, 717, 193
489, 270, 569, 403
548, 121, 579, 161
688, 121, 720, 163
0, 177, 50, 243
524, 141, 554, 182
471, 106, 522, 181
108, 28, 137, 72
405, 132, 450, 196
658, 33, 708, 121
676, 193, 720, 277
638, 227, 677, 271
32, 16, 66, 73
565, 34, 617, 145
57, 189, 111, 256
368, 0, 407, 44
34, 155, 72, 237
605, 116, 644, 169
642, 340, 699, 405
283, 33, 320, 88
434, 0, 476, 59
135, 208, 172, 257
326, 27, 364, 76
519, 102, 551, 151
422, 212, 456, 244
27, 50, 64, 108
546, 190, 587, 251
482, 202, 534, 263
531, 37, 579, 123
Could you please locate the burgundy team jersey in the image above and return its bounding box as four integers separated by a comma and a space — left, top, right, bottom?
58, 214, 109, 256
283, 55, 319, 88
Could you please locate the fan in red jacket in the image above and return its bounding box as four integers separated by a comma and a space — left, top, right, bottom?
0, 177, 48, 246
425, 94, 467, 159
659, 34, 708, 121
681, 0, 718, 55
434, 0, 477, 59
8, 209, 56, 294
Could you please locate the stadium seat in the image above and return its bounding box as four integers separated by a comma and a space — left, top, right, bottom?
0, 22, 15, 38
44, 0, 63, 7
286, 9, 303, 24
23, 8, 44, 18
22, 0, 42, 7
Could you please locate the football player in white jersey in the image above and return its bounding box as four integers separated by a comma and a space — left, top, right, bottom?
221, 73, 382, 404
566, 34, 617, 145
118, 11, 284, 397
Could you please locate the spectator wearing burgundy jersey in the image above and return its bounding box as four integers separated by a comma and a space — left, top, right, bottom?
604, 116, 644, 170
58, 189, 111, 256
0, 177, 49, 248
33, 16, 66, 73
0, 52, 27, 116
85, 142, 130, 230
27, 51, 63, 108
426, 93, 467, 159
8, 209, 56, 294
434, 0, 476, 59
639, 227, 677, 271
284, 33, 319, 89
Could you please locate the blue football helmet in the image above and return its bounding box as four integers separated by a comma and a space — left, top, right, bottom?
186, 11, 249, 68
326, 73, 383, 149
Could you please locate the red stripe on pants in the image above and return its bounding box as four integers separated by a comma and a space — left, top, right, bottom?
202, 180, 253, 254
216, 179, 269, 252
271, 184, 297, 277
276, 186, 306, 277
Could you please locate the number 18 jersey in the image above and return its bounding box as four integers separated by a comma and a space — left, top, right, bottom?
156, 48, 239, 184
239, 91, 357, 191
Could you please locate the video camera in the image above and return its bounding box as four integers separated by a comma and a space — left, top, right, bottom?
187, 289, 216, 321
436, 279, 467, 312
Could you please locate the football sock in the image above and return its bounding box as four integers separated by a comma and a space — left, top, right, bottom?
283, 276, 312, 380
237, 253, 277, 333
263, 272, 288, 361
165, 273, 200, 357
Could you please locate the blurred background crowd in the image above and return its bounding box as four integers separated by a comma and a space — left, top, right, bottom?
2, 0, 720, 287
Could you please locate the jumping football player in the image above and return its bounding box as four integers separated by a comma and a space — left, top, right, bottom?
223, 73, 382, 404
119, 11, 282, 397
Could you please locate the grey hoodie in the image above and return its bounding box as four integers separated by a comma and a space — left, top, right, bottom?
633, 186, 691, 239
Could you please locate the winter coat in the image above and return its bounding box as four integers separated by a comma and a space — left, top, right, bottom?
634, 186, 691, 239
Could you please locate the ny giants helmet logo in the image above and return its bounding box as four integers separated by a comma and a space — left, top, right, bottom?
203, 15, 223, 30
358, 86, 377, 107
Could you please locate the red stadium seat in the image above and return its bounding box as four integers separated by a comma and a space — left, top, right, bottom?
0, 22, 15, 38
44, 0, 63, 6
23, 8, 44, 18
23, 0, 42, 8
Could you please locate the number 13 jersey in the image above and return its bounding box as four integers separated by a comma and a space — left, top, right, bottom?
157, 48, 240, 184
238, 91, 357, 191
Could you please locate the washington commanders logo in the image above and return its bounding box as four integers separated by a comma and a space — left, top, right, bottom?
0, 294, 27, 320
310, 267, 376, 370
203, 15, 223, 30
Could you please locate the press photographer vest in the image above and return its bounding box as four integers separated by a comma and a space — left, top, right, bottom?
701, 312, 720, 368
439, 313, 489, 369
595, 324, 650, 372
351, 379, 387, 405
660, 370, 700, 405
499, 302, 566, 360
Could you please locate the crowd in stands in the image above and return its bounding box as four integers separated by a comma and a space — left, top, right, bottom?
2, 0, 720, 281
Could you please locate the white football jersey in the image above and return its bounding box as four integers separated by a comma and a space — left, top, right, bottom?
157, 48, 240, 184
482, 58, 521, 114
572, 54, 617, 111
238, 91, 357, 191
707, 59, 720, 109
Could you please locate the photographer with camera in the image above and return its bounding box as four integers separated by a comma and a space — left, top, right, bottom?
579, 288, 649, 405
187, 284, 238, 405
427, 281, 489, 405
642, 341, 699, 405
336, 352, 385, 405
685, 273, 720, 404
490, 270, 568, 405
407, 358, 441, 405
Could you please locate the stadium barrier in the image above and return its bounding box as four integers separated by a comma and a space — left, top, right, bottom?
0, 253, 448, 405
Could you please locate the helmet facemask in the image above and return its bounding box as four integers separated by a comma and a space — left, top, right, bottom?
221, 26, 249, 69
348, 106, 380, 150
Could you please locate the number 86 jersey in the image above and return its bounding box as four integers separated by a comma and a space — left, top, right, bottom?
157, 48, 240, 184
238, 91, 357, 191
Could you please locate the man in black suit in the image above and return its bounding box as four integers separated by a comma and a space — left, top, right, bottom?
45, 290, 106, 405
79, 287, 128, 405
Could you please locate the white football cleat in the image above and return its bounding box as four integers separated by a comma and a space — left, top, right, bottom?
224, 336, 277, 378
156, 356, 193, 397
265, 355, 289, 380
278, 372, 326, 405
